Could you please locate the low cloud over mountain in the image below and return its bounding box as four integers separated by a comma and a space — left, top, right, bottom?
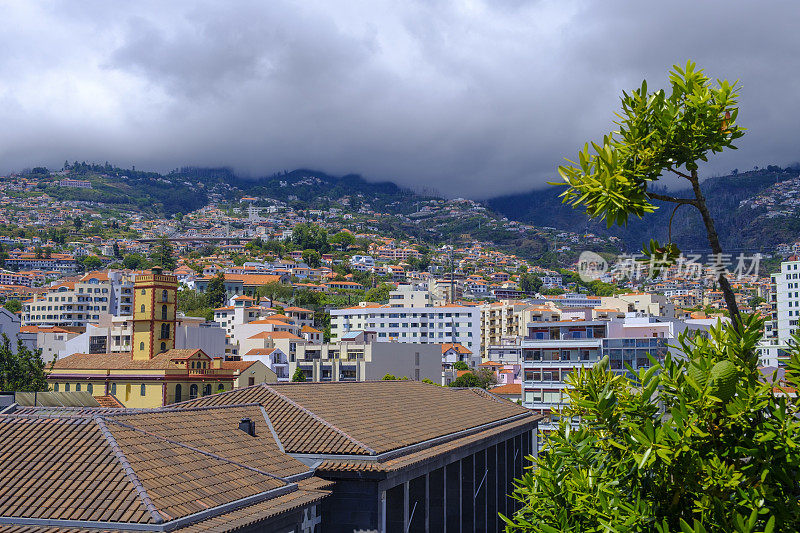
2, 1, 799, 197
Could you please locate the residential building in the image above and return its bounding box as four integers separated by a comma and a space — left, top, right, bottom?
330, 301, 481, 351
220, 359, 277, 388
480, 300, 561, 359
195, 273, 286, 298
21, 270, 134, 328
600, 292, 675, 318
287, 334, 441, 383
763, 258, 800, 365
518, 315, 719, 431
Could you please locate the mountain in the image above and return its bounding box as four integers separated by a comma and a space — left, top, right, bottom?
486, 166, 800, 252
27, 163, 435, 217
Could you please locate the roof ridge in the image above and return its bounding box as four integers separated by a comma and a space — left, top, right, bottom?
262, 384, 378, 456
94, 417, 164, 525
102, 417, 296, 484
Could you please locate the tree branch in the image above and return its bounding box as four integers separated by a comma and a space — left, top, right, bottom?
667, 167, 693, 180
647, 192, 699, 206
687, 169, 742, 329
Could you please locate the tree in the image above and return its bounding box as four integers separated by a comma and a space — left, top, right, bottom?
42, 247, 52, 259
81, 256, 103, 271
504, 316, 800, 532
123, 253, 148, 270
518, 273, 543, 293
555, 62, 744, 327
292, 368, 307, 382
112, 242, 122, 259
292, 223, 329, 253
365, 283, 393, 303
453, 361, 470, 371
473, 367, 498, 389
205, 273, 227, 309
0, 335, 49, 392
152, 236, 176, 271
448, 372, 481, 388
330, 231, 356, 250
3, 299, 21, 314
301, 249, 322, 268
256, 281, 293, 304
73, 216, 83, 231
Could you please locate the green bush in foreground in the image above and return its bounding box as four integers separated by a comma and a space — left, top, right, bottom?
503, 315, 800, 533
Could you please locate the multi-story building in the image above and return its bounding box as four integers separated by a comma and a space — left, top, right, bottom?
4, 253, 78, 274
480, 301, 561, 358
330, 301, 480, 351
504, 315, 719, 431
22, 272, 131, 328
763, 258, 800, 365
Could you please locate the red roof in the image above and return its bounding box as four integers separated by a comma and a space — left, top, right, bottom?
490, 383, 521, 395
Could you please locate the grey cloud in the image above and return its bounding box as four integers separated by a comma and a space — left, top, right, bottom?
0, 0, 798, 199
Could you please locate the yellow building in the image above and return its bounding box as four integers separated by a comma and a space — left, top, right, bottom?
49, 268, 234, 407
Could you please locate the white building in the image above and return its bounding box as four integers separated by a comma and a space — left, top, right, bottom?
350, 255, 375, 272
330, 300, 480, 351
763, 258, 800, 366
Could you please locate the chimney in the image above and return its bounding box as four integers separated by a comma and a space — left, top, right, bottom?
238, 417, 256, 436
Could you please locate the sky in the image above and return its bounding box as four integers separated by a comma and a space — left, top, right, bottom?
1, 1, 799, 199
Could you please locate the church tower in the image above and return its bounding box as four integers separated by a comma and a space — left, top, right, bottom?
132, 267, 177, 360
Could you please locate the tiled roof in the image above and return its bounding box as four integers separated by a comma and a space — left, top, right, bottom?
93, 395, 124, 408
442, 342, 472, 354
0, 405, 326, 531
219, 360, 259, 372
247, 332, 303, 340
489, 383, 522, 395
176, 381, 533, 456
51, 349, 206, 371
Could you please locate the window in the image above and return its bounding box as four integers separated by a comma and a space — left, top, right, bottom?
141, 289, 146, 295
76, 383, 81, 391
111, 383, 116, 395
87, 383, 93, 394
53, 382, 59, 391
161, 305, 167, 320
218, 383, 225, 391
203, 384, 212, 396
175, 384, 182, 402
141, 384, 146, 396
190, 384, 198, 399
140, 304, 145, 313
160, 323, 170, 339
65, 383, 70, 391
140, 341, 145, 351
160, 342, 167, 352
162, 290, 168, 302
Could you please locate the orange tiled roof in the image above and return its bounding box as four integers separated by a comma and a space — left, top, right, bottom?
247, 331, 304, 340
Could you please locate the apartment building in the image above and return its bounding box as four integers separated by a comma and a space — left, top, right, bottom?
763, 258, 800, 365
480, 300, 562, 358
22, 271, 134, 328
600, 292, 675, 318
492, 315, 719, 431
287, 334, 442, 383
330, 300, 480, 350
4, 253, 78, 274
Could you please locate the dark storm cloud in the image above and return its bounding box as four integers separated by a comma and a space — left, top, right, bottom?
1, 0, 798, 198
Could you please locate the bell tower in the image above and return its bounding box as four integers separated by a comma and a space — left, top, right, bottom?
132, 267, 177, 360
